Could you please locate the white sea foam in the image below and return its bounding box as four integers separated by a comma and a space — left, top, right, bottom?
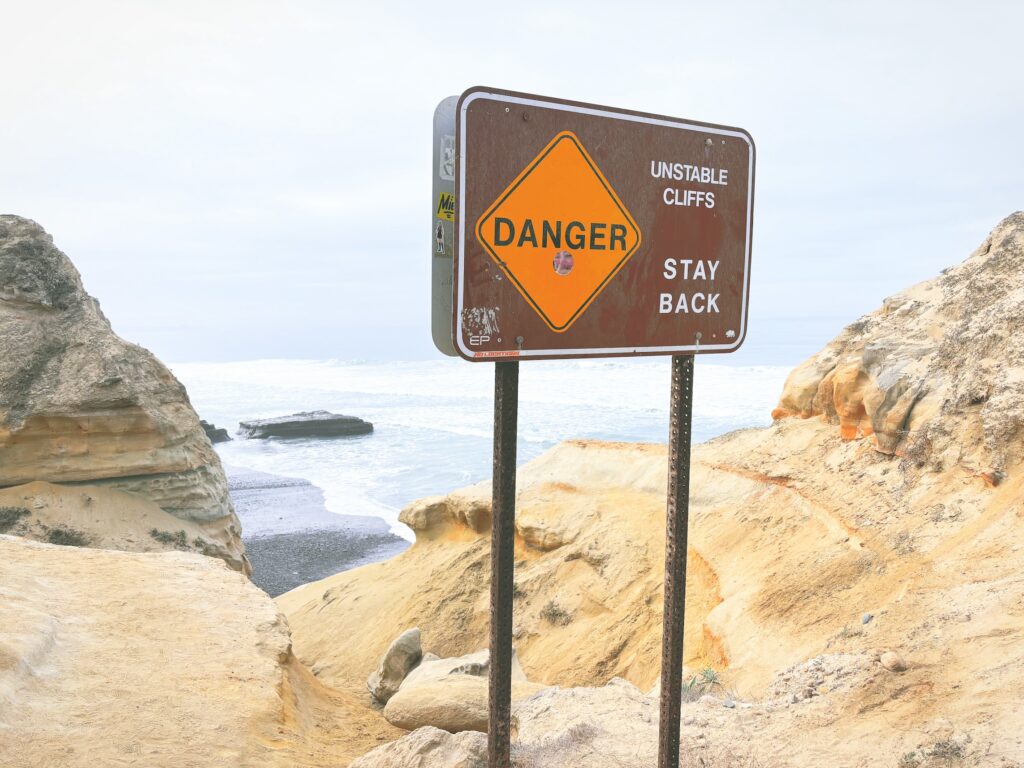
171, 358, 790, 540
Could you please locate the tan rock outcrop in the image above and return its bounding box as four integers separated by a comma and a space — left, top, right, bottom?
361, 663, 996, 768
0, 215, 247, 573
773, 211, 1024, 475
0, 534, 400, 768
285, 214, 1024, 764
511, 679, 659, 767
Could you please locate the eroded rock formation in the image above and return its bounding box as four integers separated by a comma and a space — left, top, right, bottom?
773, 211, 1024, 480
0, 216, 248, 572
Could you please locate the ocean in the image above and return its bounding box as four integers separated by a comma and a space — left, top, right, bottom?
171, 358, 791, 540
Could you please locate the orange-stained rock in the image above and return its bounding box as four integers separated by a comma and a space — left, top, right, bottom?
774, 211, 1024, 474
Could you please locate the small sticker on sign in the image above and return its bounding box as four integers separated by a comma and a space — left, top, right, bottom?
435, 222, 446, 254
552, 250, 574, 276
436, 192, 455, 221
439, 135, 455, 181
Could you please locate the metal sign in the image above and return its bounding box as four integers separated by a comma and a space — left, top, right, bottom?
452, 87, 755, 361
476, 130, 642, 333
434, 87, 757, 768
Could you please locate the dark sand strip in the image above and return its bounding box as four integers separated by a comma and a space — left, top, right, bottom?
225, 465, 409, 597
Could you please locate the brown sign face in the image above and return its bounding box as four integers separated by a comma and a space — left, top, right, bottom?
452, 87, 755, 361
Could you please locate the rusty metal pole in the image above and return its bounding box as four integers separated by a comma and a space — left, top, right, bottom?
658, 354, 695, 768
489, 360, 519, 768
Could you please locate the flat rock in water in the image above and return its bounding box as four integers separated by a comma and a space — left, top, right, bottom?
238, 410, 373, 439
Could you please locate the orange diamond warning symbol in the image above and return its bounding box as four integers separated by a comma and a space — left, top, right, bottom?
476, 131, 642, 332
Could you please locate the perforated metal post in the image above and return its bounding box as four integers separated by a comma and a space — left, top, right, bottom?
489, 360, 519, 768
658, 354, 695, 768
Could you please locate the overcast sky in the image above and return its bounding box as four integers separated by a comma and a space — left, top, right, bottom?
1, 1, 1021, 366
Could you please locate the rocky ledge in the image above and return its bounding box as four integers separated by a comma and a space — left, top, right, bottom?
238, 410, 373, 439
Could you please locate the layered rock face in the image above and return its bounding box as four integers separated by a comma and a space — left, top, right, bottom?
773, 211, 1024, 479
283, 214, 1024, 764
0, 216, 248, 572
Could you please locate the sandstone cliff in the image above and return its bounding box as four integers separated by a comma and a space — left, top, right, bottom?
0, 534, 400, 767
0, 215, 247, 572
773, 211, 1024, 479
281, 213, 1024, 764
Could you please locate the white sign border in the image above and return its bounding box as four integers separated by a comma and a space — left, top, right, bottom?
456, 90, 754, 360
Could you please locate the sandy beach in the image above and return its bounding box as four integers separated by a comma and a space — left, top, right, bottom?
226, 465, 409, 596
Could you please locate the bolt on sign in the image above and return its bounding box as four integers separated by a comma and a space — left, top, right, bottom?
439, 86, 755, 360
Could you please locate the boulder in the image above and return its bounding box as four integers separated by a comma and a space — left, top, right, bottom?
368, 628, 423, 704
400, 648, 527, 690
238, 410, 373, 439
383, 647, 539, 733
0, 216, 248, 574
879, 651, 907, 673
383, 675, 544, 733
383, 647, 541, 732
201, 420, 231, 444
349, 726, 486, 768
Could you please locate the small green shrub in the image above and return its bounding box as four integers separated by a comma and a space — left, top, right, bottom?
46, 526, 89, 547
0, 506, 31, 533
150, 529, 189, 549
681, 667, 725, 702
929, 739, 966, 762
898, 751, 921, 768
539, 600, 572, 626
